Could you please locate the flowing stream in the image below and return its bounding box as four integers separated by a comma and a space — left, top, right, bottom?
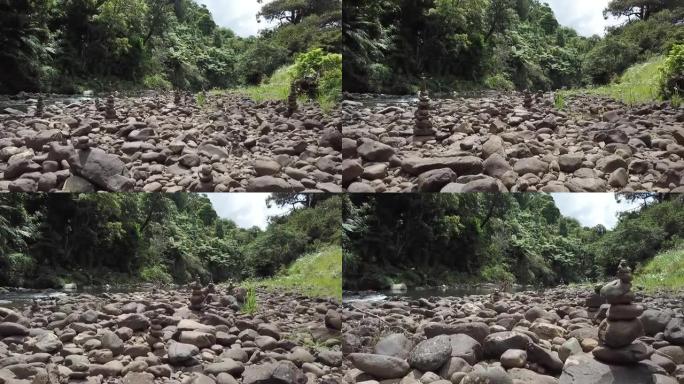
0, 285, 161, 309
343, 283, 530, 303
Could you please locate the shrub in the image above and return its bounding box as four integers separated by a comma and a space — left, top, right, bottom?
139, 265, 173, 284
292, 48, 342, 104
480, 264, 515, 285
241, 287, 258, 315
660, 44, 684, 100
143, 74, 172, 90
484, 73, 515, 91
237, 40, 290, 85
0, 253, 35, 286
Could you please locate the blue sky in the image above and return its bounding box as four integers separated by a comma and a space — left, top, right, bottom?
546, 0, 623, 36
551, 193, 641, 229
206, 193, 290, 229
195, 0, 276, 37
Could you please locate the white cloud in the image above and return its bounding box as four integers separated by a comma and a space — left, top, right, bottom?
551, 193, 641, 229
195, 0, 277, 37
545, 0, 624, 36
205, 193, 291, 230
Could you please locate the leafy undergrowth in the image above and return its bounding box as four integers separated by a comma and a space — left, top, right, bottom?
244, 246, 342, 300
231, 65, 293, 103
634, 248, 684, 291
566, 56, 676, 106
229, 65, 336, 113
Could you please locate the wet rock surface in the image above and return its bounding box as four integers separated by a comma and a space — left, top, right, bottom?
342, 285, 684, 384
0, 93, 341, 192
342, 93, 684, 192
0, 285, 342, 384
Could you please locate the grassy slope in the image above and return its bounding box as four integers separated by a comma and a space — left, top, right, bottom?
565, 56, 668, 106
231, 66, 293, 103
228, 65, 336, 112
244, 246, 342, 300
634, 248, 684, 291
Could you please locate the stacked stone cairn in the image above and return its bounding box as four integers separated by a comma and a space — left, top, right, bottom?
523, 90, 533, 109
593, 259, 648, 364
35, 95, 44, 117
586, 283, 607, 319
286, 80, 298, 117
147, 315, 164, 349
188, 279, 205, 310
95, 98, 101, 111
491, 288, 502, 303
192, 164, 214, 192
174, 90, 181, 105
74, 136, 91, 150
105, 94, 116, 120
414, 77, 436, 136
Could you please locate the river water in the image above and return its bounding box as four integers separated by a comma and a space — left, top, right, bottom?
345, 90, 506, 107
0, 90, 163, 114
343, 283, 530, 303
0, 285, 161, 309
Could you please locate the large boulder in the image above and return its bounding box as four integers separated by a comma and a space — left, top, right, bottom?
242, 361, 306, 384
167, 342, 200, 366
374, 333, 413, 360
116, 314, 149, 331
408, 335, 452, 372
423, 321, 490, 343
449, 334, 483, 365
639, 309, 673, 336
348, 353, 410, 379
483, 332, 531, 359
0, 323, 29, 337
70, 148, 133, 191
559, 353, 653, 384
32, 332, 61, 353
664, 318, 684, 345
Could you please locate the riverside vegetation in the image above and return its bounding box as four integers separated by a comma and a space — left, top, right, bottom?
342, 193, 684, 291
342, 193, 684, 384
0, 0, 341, 98
342, 0, 684, 193
342, 275, 684, 383
343, 0, 683, 101
0, 193, 342, 290
0, 0, 343, 193
0, 194, 343, 384
0, 277, 343, 384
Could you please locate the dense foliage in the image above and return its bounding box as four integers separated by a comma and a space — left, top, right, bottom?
343, 0, 683, 95
0, 0, 341, 94
343, 194, 684, 290
660, 43, 684, 99
0, 193, 341, 288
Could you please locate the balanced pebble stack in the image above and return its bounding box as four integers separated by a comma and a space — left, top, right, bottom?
593, 259, 648, 364
104, 94, 116, 120
414, 80, 435, 137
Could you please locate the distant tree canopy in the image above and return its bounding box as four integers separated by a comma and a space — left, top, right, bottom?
0, 193, 342, 288
0, 0, 341, 94
603, 0, 681, 21
343, 0, 683, 94
343, 194, 684, 290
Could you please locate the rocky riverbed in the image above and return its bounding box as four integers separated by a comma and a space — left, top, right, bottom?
0, 92, 342, 192
342, 93, 684, 192
341, 286, 684, 383
0, 285, 343, 384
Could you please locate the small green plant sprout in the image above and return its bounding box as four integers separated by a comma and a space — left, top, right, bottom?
196, 91, 207, 107
241, 287, 258, 315
554, 92, 565, 110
